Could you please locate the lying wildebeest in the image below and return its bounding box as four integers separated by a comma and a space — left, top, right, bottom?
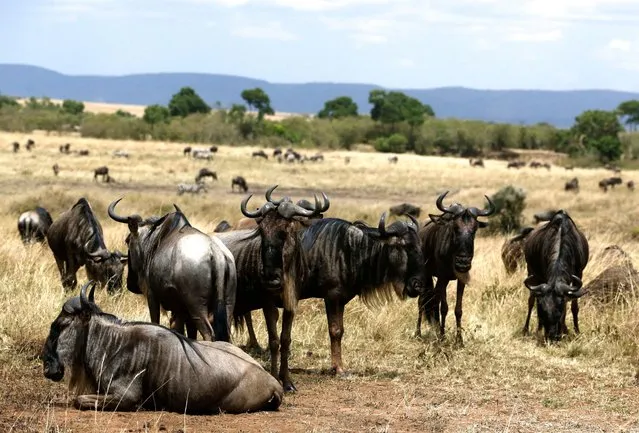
209, 145, 218, 153
78, 149, 90, 156
59, 143, 71, 154
628, 180, 635, 191
113, 149, 129, 158
195, 168, 218, 183
18, 207, 53, 244
252, 150, 268, 160
501, 227, 534, 274
522, 209, 589, 341
584, 245, 639, 305
46, 198, 127, 292
93, 166, 109, 182
42, 281, 283, 414
469, 158, 484, 167
533, 209, 558, 224
388, 156, 398, 164
108, 199, 236, 342
214, 220, 232, 233
26, 139, 35, 151
12, 141, 19, 152
183, 146, 192, 156
232, 176, 248, 193
52, 163, 60, 176
507, 160, 526, 169
564, 177, 579, 192
415, 191, 496, 342
389, 202, 421, 219
213, 186, 329, 391
177, 183, 207, 195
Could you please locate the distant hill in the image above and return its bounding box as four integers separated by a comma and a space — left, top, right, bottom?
1, 64, 638, 128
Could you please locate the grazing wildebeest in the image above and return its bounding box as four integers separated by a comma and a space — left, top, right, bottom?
193, 149, 214, 160
273, 148, 282, 158
469, 158, 484, 167
108, 199, 236, 342
284, 149, 302, 163
388, 156, 398, 164
26, 139, 35, 151
183, 146, 192, 156
507, 160, 526, 169
522, 210, 589, 341
18, 207, 53, 244
42, 281, 283, 414
608, 177, 623, 188
113, 149, 130, 158
78, 149, 90, 156
93, 166, 109, 182
59, 143, 71, 154
177, 183, 207, 195
195, 168, 218, 184
533, 209, 558, 224
12, 141, 19, 152
529, 161, 542, 168
46, 198, 127, 293
628, 180, 635, 191
309, 153, 324, 162
214, 220, 232, 233
52, 163, 60, 176
252, 150, 269, 160
564, 177, 579, 192
501, 227, 534, 274
209, 145, 218, 153
232, 176, 248, 193
415, 191, 496, 342
389, 202, 421, 219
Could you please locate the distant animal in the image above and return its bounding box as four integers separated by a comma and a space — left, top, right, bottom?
59, 143, 71, 154
628, 180, 635, 191
584, 245, 639, 305
273, 148, 282, 158
541, 162, 551, 170
25, 139, 35, 151
78, 150, 90, 156
389, 203, 421, 219
564, 177, 579, 192
599, 177, 623, 192
41, 281, 283, 414
507, 161, 526, 169
192, 149, 214, 160
501, 227, 534, 274
564, 165, 574, 170
388, 156, 398, 164
605, 163, 621, 173
12, 141, 19, 152
113, 150, 129, 158
183, 146, 192, 156
209, 145, 218, 153
529, 161, 542, 168
232, 176, 248, 193
213, 220, 232, 233
309, 153, 324, 162
195, 168, 218, 183
46, 198, 127, 293
252, 150, 269, 160
415, 191, 496, 342
177, 183, 207, 195
522, 209, 589, 341
52, 164, 60, 176
93, 166, 109, 182
533, 210, 558, 224
284, 149, 302, 163
469, 158, 484, 167
18, 207, 53, 244
108, 199, 236, 342
344, 157, 351, 165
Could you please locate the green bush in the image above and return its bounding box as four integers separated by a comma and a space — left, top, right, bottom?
485, 185, 527, 235
374, 133, 408, 153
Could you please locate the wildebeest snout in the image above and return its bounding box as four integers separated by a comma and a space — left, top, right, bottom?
454, 255, 473, 272
43, 360, 64, 382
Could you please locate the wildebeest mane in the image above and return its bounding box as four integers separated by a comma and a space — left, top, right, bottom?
70, 198, 107, 254
140, 211, 192, 269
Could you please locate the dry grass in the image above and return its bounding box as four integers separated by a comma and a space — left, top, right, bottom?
1, 130, 639, 432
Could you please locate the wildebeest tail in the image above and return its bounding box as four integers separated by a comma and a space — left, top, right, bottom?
211, 252, 235, 343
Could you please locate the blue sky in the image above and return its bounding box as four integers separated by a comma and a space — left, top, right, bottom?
2, 0, 639, 91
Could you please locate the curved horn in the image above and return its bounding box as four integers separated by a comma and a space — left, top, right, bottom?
240, 194, 263, 218
80, 280, 96, 309
318, 192, 330, 213
84, 240, 109, 260
435, 191, 454, 214
475, 195, 496, 217
293, 194, 322, 218
406, 214, 419, 230
378, 212, 389, 236
108, 198, 128, 224
265, 185, 283, 205
173, 204, 183, 213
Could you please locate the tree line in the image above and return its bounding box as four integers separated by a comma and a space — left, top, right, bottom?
1, 87, 638, 165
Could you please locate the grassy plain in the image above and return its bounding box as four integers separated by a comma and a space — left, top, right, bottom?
1, 130, 639, 432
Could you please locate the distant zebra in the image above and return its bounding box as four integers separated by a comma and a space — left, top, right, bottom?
388, 156, 398, 164
192, 149, 214, 161
177, 183, 207, 195
113, 150, 130, 158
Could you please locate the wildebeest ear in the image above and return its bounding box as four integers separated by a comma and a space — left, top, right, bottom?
429, 214, 442, 224
478, 220, 488, 229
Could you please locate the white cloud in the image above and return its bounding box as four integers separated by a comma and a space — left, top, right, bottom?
507, 29, 563, 42
398, 58, 414, 68
232, 21, 297, 40
598, 38, 639, 72
608, 39, 632, 52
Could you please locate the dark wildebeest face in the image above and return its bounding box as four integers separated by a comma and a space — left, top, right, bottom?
385, 215, 425, 297
85, 242, 128, 293
240, 185, 329, 289
524, 274, 585, 341
429, 191, 496, 274
42, 282, 100, 382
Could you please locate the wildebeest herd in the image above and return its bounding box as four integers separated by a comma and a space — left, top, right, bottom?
20, 178, 613, 416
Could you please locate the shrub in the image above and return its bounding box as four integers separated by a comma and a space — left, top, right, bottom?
485, 185, 527, 235
374, 133, 408, 153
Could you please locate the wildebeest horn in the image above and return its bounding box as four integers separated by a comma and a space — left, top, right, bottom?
406, 214, 419, 229
318, 192, 330, 212
84, 240, 109, 261
436, 191, 455, 214
265, 185, 283, 205
80, 280, 96, 309
469, 195, 497, 218
524, 275, 547, 295
240, 194, 263, 218
295, 194, 322, 217
560, 275, 585, 298
108, 198, 129, 223
173, 204, 183, 213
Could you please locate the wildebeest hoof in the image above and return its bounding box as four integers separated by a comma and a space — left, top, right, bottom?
283, 381, 297, 393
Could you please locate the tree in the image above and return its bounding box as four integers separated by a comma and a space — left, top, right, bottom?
168, 87, 211, 117
570, 109, 623, 162
368, 90, 434, 128
616, 99, 639, 131
317, 96, 358, 119
240, 88, 274, 121
227, 104, 247, 123
115, 109, 134, 118
143, 104, 170, 124
0, 94, 19, 109
62, 99, 85, 115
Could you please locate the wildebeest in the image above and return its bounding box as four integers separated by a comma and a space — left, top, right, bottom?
522, 210, 589, 341
12, 141, 19, 152
599, 176, 623, 192
564, 165, 574, 170
183, 146, 192, 156
501, 227, 534, 274
541, 162, 551, 170
529, 161, 542, 168
564, 177, 579, 192
533, 209, 558, 224
232, 176, 248, 193
195, 168, 218, 183
113, 149, 130, 158
214, 220, 232, 233
389, 202, 421, 219
309, 153, 324, 162
344, 157, 351, 165
108, 199, 236, 342
415, 191, 496, 342
52, 163, 60, 176
26, 139, 35, 151
18, 207, 53, 244
273, 148, 282, 158
507, 160, 526, 169
177, 183, 207, 195
77, 149, 90, 156
628, 180, 635, 191
605, 163, 621, 173
42, 281, 283, 414
252, 150, 268, 160
209, 145, 218, 153
59, 143, 71, 154
388, 156, 398, 164
469, 158, 484, 167
46, 198, 127, 293
93, 166, 109, 182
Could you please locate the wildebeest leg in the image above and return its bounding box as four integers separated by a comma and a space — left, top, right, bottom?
571, 299, 580, 334
263, 305, 280, 379
435, 278, 449, 338
279, 309, 296, 392
522, 294, 535, 335
147, 292, 161, 326
170, 314, 186, 335
190, 308, 214, 341
62, 260, 78, 292
324, 297, 347, 375
75, 388, 140, 411
454, 281, 466, 345
244, 312, 263, 352
415, 276, 435, 338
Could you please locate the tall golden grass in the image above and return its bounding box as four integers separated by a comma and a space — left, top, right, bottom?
1, 130, 639, 430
